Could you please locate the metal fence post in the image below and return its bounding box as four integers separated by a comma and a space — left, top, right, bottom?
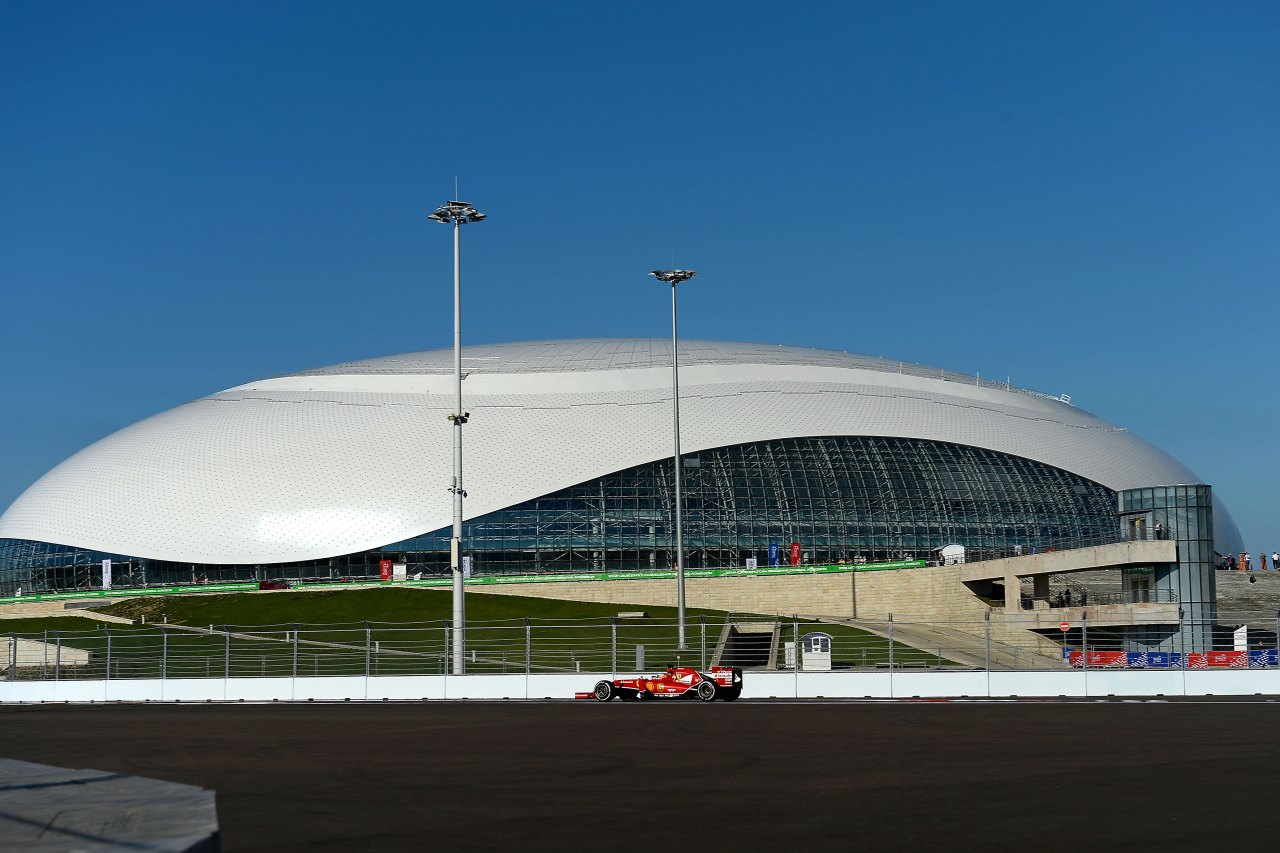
160, 627, 166, 681
1178, 608, 1186, 670
1081, 611, 1088, 673
365, 621, 371, 678
1275, 611, 1279, 667
984, 611, 991, 672
888, 613, 894, 669
610, 618, 617, 677
8, 635, 14, 682
524, 618, 531, 675
105, 626, 112, 681
443, 621, 451, 676
793, 616, 800, 694
55, 632, 61, 682
700, 615, 707, 670
224, 626, 230, 679
291, 623, 298, 679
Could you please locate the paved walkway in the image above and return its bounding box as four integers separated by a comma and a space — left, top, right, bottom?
0, 758, 217, 851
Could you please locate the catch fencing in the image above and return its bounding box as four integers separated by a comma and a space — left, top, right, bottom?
6, 608, 1280, 683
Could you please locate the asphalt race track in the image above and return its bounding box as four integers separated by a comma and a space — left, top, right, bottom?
2, 700, 1277, 851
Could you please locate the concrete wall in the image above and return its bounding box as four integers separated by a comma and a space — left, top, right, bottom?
4, 639, 91, 668
2, 669, 1278, 702
467, 572, 863, 620
0, 602, 134, 625
464, 567, 1077, 661
959, 540, 1177, 582
465, 566, 996, 624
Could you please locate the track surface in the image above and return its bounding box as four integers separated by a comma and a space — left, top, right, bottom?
2, 700, 1277, 851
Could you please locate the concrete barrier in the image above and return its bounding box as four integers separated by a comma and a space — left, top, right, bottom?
2, 668, 1280, 703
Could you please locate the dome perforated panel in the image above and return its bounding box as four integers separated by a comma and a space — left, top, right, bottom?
0, 339, 1236, 563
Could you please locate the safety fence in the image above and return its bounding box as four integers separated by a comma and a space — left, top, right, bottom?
5, 608, 1280, 683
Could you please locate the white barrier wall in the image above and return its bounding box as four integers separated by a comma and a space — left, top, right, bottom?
2, 669, 1280, 703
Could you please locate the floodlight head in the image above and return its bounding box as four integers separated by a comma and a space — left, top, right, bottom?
649, 269, 697, 284
429, 200, 487, 224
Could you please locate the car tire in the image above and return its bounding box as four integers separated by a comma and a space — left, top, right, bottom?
696, 679, 717, 702
593, 680, 615, 702
721, 687, 741, 702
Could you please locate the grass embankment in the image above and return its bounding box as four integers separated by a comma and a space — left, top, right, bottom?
2, 588, 952, 676
0, 617, 120, 635
96, 587, 718, 626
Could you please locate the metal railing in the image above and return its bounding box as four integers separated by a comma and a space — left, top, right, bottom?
1020, 588, 1179, 609
5, 608, 1279, 682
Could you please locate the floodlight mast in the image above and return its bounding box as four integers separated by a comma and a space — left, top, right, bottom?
649, 269, 697, 651
429, 200, 486, 675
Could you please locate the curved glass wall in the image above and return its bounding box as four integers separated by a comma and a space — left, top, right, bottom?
0, 436, 1118, 594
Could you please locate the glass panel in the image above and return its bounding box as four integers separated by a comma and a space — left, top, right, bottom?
2, 436, 1122, 590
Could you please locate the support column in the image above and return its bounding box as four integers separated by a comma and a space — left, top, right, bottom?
1033, 575, 1050, 607
1004, 573, 1020, 610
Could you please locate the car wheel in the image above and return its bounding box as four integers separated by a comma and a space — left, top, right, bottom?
696, 679, 717, 702
593, 680, 614, 702
721, 687, 741, 702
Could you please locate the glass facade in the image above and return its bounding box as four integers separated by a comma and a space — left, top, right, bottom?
0, 436, 1120, 595
1118, 484, 1215, 651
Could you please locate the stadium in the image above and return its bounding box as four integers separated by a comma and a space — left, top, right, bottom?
0, 338, 1240, 600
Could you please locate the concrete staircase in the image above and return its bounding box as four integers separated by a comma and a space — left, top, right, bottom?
712, 621, 781, 669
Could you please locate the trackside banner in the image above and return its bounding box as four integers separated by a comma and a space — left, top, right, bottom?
0, 560, 926, 605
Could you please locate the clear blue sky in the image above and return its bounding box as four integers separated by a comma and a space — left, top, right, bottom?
2, 2, 1276, 552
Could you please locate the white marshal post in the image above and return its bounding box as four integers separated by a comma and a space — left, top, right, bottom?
429, 200, 486, 675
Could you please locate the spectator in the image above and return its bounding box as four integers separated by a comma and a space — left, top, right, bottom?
1262, 553, 1270, 572
1246, 553, 1253, 571
1154, 521, 1163, 540
1273, 551, 1279, 572
1228, 554, 1237, 571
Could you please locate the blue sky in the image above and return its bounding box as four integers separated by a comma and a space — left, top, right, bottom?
2, 2, 1277, 552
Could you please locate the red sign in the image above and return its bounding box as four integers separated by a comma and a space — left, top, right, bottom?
1059, 621, 1071, 632
1068, 651, 1127, 668
379, 559, 392, 581
789, 542, 802, 566
1192, 651, 1247, 668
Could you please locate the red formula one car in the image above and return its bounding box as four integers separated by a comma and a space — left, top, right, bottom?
577, 665, 743, 702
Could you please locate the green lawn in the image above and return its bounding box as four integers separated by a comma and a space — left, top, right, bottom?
95, 587, 724, 627
0, 588, 958, 678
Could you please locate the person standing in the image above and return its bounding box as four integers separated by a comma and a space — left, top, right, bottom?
1262, 553, 1270, 572
1272, 551, 1279, 571
1245, 552, 1253, 571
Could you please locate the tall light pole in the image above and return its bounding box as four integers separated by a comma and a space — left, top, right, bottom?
429, 200, 486, 675
649, 269, 697, 651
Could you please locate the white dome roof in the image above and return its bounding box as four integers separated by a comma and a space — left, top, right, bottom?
0, 338, 1240, 563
